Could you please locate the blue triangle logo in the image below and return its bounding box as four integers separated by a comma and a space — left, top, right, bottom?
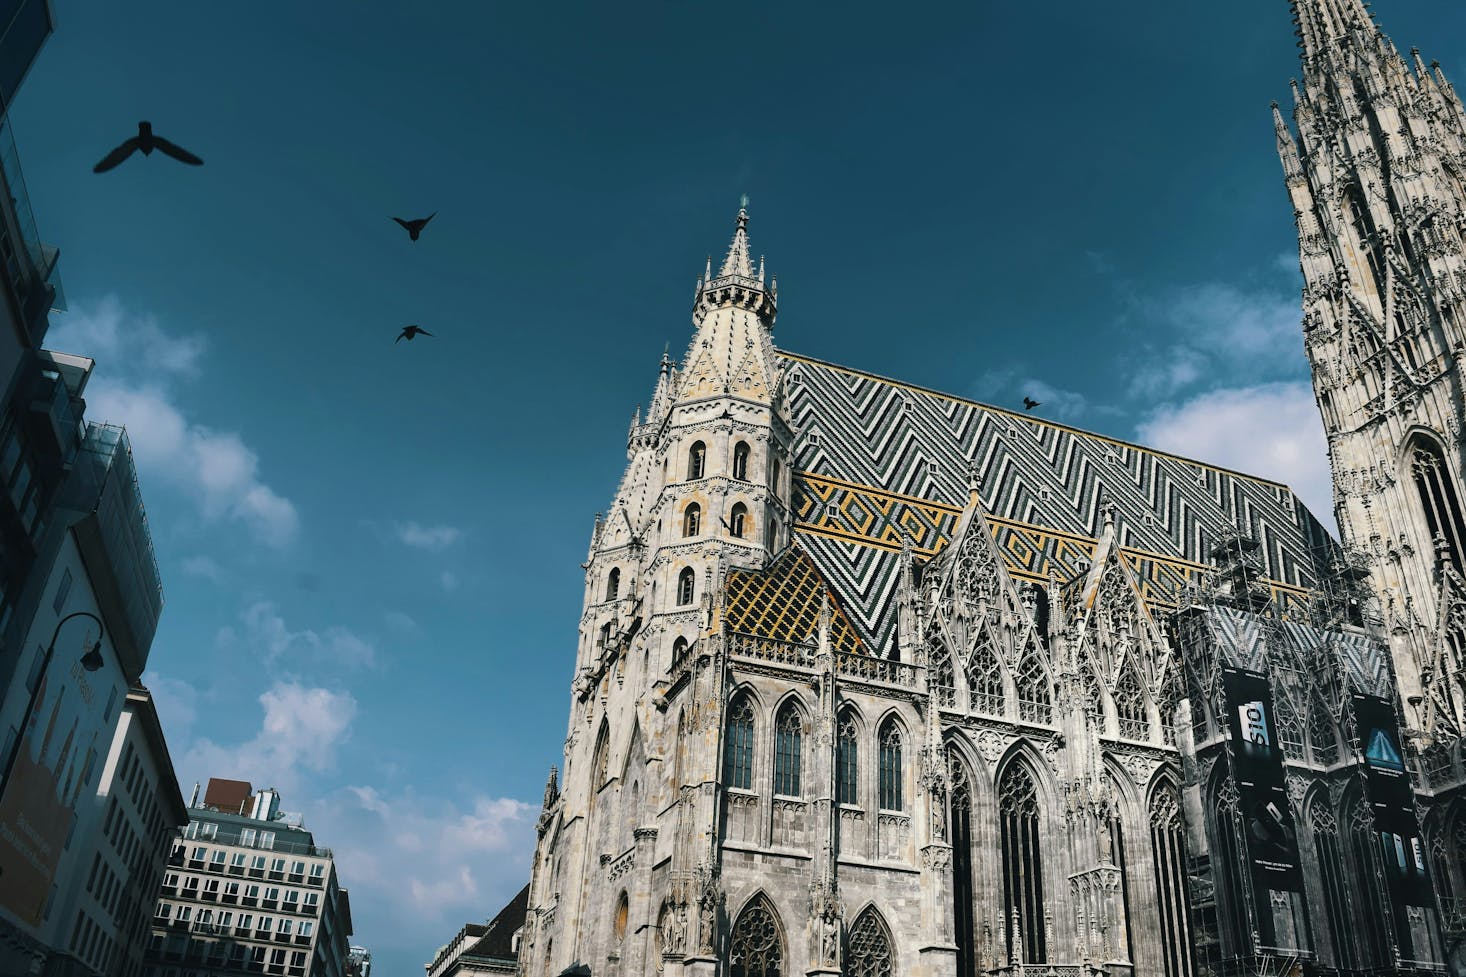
1366, 728, 1404, 770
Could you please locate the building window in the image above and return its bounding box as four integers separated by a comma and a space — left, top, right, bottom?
729, 503, 748, 539
1114, 664, 1150, 740
773, 703, 802, 797
677, 568, 695, 606
1016, 649, 1053, 724
684, 503, 701, 537
728, 896, 784, 977
878, 721, 904, 811
836, 712, 858, 805
605, 568, 620, 601
1151, 783, 1194, 977
688, 441, 706, 480
999, 760, 1046, 963
947, 746, 976, 975
1348, 792, 1392, 967
968, 642, 1004, 715
614, 892, 629, 942
846, 907, 895, 977
771, 459, 782, 498
733, 441, 750, 481
592, 723, 610, 790
930, 645, 956, 708
1311, 796, 1353, 970
1410, 435, 1466, 574
724, 695, 755, 790
52, 568, 72, 614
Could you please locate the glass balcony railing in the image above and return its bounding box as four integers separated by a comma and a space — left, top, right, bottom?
0, 114, 63, 326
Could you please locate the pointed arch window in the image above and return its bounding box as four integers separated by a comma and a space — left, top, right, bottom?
1114, 664, 1150, 740
733, 441, 750, 481
592, 723, 611, 792
931, 645, 956, 708
836, 712, 858, 805
1016, 649, 1052, 724
677, 568, 695, 606
605, 568, 620, 601
730, 503, 748, 539
1311, 796, 1353, 970
771, 459, 782, 499
967, 642, 1004, 715
774, 704, 802, 796
684, 503, 702, 537
846, 908, 895, 977
1409, 435, 1466, 574
999, 761, 1046, 963
673, 710, 687, 788
724, 695, 755, 790
1309, 696, 1339, 766
1345, 185, 1387, 291
1150, 783, 1195, 977
728, 898, 784, 977
688, 441, 706, 480
1276, 688, 1304, 761
1348, 792, 1393, 967
948, 746, 977, 977
878, 721, 904, 811
614, 891, 629, 943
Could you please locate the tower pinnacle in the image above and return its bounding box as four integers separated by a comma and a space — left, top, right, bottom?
693, 206, 777, 327
719, 207, 754, 278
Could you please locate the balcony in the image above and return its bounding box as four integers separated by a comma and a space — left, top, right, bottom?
0, 115, 63, 337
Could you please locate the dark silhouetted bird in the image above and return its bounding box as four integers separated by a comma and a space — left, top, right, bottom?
1023, 397, 1042, 411
396, 325, 434, 344
93, 121, 203, 173
392, 213, 436, 241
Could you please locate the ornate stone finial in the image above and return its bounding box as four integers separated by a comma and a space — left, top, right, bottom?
543, 766, 559, 809
1100, 494, 1116, 531
1434, 532, 1453, 570
967, 461, 982, 498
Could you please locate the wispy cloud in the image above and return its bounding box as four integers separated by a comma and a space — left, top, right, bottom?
1134, 380, 1335, 529
396, 522, 462, 551
47, 298, 299, 547
972, 364, 1118, 423
440, 571, 460, 593
217, 602, 379, 672
180, 555, 226, 583
177, 682, 359, 795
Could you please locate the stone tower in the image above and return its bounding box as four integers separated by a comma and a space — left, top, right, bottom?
1276, 0, 1466, 742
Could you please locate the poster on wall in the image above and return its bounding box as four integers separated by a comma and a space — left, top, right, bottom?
1222, 667, 1310, 954
0, 663, 103, 928
1352, 693, 1441, 964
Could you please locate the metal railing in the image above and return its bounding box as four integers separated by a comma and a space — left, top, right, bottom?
836, 651, 916, 687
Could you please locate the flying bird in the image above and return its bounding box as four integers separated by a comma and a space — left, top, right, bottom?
396, 325, 434, 344
93, 121, 203, 173
392, 213, 436, 241
1023, 397, 1042, 411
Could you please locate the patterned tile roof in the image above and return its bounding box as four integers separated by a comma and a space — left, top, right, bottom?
724, 545, 865, 654
779, 351, 1339, 652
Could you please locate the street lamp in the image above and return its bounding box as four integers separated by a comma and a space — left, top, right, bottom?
0, 611, 106, 798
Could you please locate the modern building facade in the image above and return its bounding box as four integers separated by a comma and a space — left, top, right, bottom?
144, 780, 354, 977
520, 3, 1466, 976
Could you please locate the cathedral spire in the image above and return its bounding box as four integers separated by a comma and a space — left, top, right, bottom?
719, 206, 754, 278
693, 204, 777, 329
1289, 0, 1378, 64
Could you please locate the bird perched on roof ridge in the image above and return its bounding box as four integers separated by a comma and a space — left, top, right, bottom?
392, 213, 436, 241
1023, 397, 1042, 411
93, 121, 204, 173
396, 325, 434, 344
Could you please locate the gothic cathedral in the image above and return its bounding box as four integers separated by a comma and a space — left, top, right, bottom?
520, 1, 1466, 975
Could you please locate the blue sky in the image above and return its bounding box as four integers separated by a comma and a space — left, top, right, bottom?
11, 0, 1466, 971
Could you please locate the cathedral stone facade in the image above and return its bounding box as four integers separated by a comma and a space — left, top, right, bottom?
519, 2, 1466, 974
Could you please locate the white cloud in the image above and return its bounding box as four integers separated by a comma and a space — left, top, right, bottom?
330, 786, 534, 921
384, 611, 419, 634
396, 522, 462, 551
49, 299, 299, 548
180, 555, 225, 582
46, 294, 207, 378
1135, 381, 1336, 529
219, 602, 379, 671
179, 682, 358, 794
440, 570, 460, 593
143, 672, 201, 743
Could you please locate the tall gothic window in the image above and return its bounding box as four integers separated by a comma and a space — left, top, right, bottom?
1309, 696, 1339, 766
688, 441, 706, 480
773, 704, 802, 796
1311, 795, 1353, 970
771, 459, 782, 499
592, 723, 610, 792
1276, 689, 1305, 761
1114, 664, 1150, 740
1210, 776, 1251, 959
1016, 649, 1052, 724
605, 568, 620, 601
730, 503, 748, 539
948, 747, 977, 977
677, 568, 695, 606
1348, 792, 1393, 968
724, 695, 755, 790
999, 761, 1046, 963
1410, 435, 1466, 573
1109, 811, 1136, 966
931, 645, 956, 708
728, 897, 784, 977
733, 441, 750, 481
846, 908, 895, 977
673, 711, 686, 788
1346, 185, 1387, 292
836, 712, 858, 805
967, 642, 1004, 715
684, 503, 702, 537
878, 721, 903, 811
1150, 783, 1194, 977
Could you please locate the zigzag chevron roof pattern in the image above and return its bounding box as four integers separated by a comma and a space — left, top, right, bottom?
778, 352, 1340, 652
